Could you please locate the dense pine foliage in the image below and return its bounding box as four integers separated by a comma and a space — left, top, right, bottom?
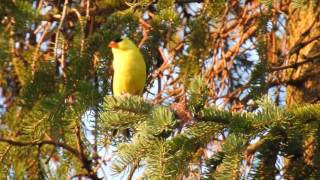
0, 0, 319, 179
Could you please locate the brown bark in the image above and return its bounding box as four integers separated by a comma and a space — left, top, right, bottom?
285, 3, 320, 105
284, 2, 320, 178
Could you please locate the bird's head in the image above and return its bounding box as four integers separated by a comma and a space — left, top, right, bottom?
108, 37, 137, 51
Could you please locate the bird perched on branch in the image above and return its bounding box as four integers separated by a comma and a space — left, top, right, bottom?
109, 37, 147, 138
109, 37, 146, 96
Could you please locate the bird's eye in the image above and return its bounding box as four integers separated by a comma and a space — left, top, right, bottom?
114, 37, 123, 43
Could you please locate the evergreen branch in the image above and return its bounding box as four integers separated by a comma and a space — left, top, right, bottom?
245, 137, 268, 160
0, 137, 80, 158
32, 21, 51, 73
214, 135, 246, 179
70, 8, 85, 55
86, 0, 204, 16
176, 0, 203, 3
0, 137, 100, 179
0, 145, 11, 163
54, 0, 68, 62
8, 17, 28, 86
75, 124, 86, 169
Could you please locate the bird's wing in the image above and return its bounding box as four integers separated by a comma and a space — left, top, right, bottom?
110, 61, 114, 95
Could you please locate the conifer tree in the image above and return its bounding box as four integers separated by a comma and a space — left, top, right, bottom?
0, 0, 319, 179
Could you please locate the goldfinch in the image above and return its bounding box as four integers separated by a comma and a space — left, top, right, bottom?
109, 37, 146, 96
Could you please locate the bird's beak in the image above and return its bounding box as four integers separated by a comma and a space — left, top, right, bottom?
108, 41, 118, 48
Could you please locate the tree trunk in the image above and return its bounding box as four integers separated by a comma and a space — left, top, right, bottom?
285, 3, 320, 105
285, 2, 320, 178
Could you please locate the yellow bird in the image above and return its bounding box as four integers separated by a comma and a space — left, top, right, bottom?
109, 37, 146, 96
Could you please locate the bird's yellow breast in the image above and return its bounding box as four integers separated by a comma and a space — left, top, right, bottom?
112, 48, 146, 96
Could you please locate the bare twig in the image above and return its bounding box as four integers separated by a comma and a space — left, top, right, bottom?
127, 160, 139, 180
152, 47, 169, 78
271, 52, 320, 71
138, 18, 151, 48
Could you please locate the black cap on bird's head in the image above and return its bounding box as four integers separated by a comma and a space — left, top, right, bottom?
108, 36, 123, 48
108, 36, 137, 50
113, 37, 123, 43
